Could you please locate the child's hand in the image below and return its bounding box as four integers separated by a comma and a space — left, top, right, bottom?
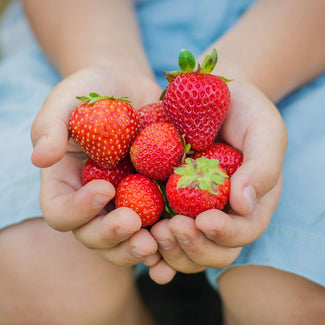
31, 64, 162, 267
149, 80, 287, 283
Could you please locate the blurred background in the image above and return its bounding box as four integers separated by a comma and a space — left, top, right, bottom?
0, 0, 10, 17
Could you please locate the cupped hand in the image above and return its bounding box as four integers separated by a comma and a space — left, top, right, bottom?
149, 80, 287, 283
31, 64, 163, 267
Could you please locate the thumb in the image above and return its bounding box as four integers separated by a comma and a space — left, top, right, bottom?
229, 123, 287, 216
31, 111, 69, 168
30, 81, 80, 168
219, 81, 288, 216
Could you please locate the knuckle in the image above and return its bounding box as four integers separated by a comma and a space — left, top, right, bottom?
208, 222, 231, 243
43, 214, 71, 232
207, 248, 241, 269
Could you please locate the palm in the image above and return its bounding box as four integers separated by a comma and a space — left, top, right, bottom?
148, 80, 288, 283
33, 65, 161, 231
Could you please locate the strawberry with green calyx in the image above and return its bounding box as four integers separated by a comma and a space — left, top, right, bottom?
81, 156, 136, 188
115, 174, 165, 227
193, 142, 243, 177
130, 122, 185, 181
162, 49, 231, 152
166, 156, 230, 218
69, 93, 140, 169
137, 101, 170, 131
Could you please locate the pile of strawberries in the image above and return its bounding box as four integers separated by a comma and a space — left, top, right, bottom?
69, 49, 243, 227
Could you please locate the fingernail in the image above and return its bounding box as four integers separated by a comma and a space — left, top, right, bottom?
93, 193, 110, 208
175, 234, 190, 244
243, 185, 256, 213
131, 247, 147, 258
34, 135, 48, 148
157, 240, 173, 250
204, 231, 216, 239
115, 227, 133, 237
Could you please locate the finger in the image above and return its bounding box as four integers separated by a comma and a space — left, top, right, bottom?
41, 164, 116, 232
73, 207, 142, 249
230, 120, 286, 215
31, 115, 70, 168
40, 150, 117, 231
150, 219, 205, 273
149, 260, 177, 285
142, 252, 162, 267
31, 80, 81, 168
196, 175, 282, 247
98, 228, 158, 267
221, 83, 287, 215
42, 180, 115, 231
168, 215, 242, 268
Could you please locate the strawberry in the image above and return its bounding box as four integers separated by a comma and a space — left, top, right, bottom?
193, 142, 243, 176
130, 122, 184, 181
69, 93, 140, 169
166, 157, 230, 218
137, 101, 170, 131
162, 49, 231, 152
81, 156, 135, 188
115, 174, 165, 227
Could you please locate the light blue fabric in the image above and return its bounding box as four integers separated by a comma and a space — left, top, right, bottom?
136, 0, 256, 87
1, 0, 324, 289
0, 1, 61, 228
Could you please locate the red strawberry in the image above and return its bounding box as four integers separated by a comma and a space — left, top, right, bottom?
193, 142, 243, 176
115, 174, 165, 227
166, 157, 230, 218
81, 156, 136, 188
130, 122, 184, 181
137, 101, 170, 131
162, 49, 231, 152
69, 93, 140, 169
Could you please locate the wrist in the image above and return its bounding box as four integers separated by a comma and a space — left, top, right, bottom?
59, 51, 156, 81
62, 63, 161, 109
